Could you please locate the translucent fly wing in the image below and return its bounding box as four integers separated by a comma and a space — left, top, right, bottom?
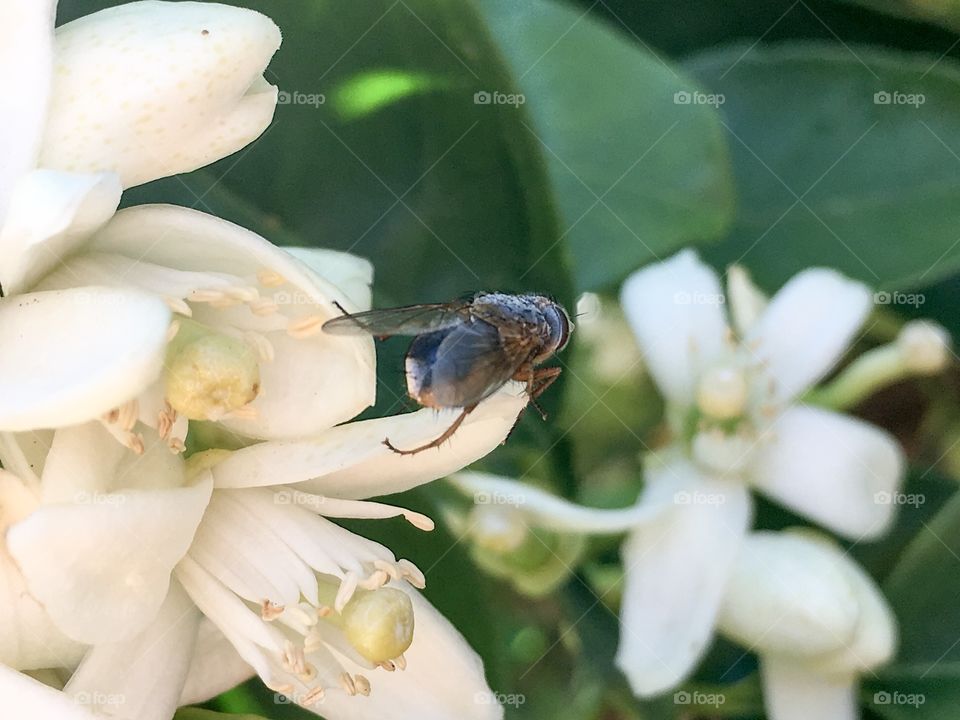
321, 302, 470, 337
426, 321, 538, 407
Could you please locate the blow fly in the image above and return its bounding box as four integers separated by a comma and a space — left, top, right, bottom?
322, 292, 572, 454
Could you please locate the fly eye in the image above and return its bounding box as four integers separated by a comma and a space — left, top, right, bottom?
548, 304, 572, 353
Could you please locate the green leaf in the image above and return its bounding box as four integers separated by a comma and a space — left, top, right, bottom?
686, 42, 960, 291
884, 489, 960, 665
841, 0, 960, 35
474, 0, 735, 292
175, 709, 269, 720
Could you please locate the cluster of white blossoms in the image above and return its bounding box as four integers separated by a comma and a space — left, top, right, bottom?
0, 2, 525, 719
449, 250, 952, 720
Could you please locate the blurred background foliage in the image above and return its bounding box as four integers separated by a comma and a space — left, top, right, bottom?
56, 0, 960, 718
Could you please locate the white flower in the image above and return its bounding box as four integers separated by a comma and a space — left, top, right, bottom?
718, 531, 896, 720
449, 474, 897, 720
614, 250, 904, 694
1, 380, 526, 719
0, 0, 281, 430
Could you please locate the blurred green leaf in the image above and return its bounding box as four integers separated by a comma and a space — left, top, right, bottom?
474, 0, 735, 293
687, 42, 960, 291
843, 0, 960, 35
884, 489, 960, 665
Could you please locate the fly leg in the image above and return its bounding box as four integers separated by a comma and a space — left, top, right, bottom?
383, 404, 478, 455
500, 366, 563, 446
515, 366, 562, 420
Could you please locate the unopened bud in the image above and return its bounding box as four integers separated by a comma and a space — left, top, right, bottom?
897, 320, 951, 375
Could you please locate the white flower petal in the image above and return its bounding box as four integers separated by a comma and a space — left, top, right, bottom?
615, 467, 751, 696
0, 550, 88, 671
747, 269, 870, 403
211, 384, 528, 498
219, 330, 374, 440
0, 471, 86, 671
726, 265, 767, 335
0, 0, 54, 223
178, 620, 254, 705
285, 247, 374, 311
449, 471, 672, 534
760, 656, 857, 720
0, 287, 171, 431
0, 664, 96, 720
313, 586, 503, 720
0, 170, 121, 295
749, 406, 904, 539
64, 580, 200, 720
40, 423, 184, 503
620, 250, 728, 406
41, 2, 281, 188
7, 474, 212, 644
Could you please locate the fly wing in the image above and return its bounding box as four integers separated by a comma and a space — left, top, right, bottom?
427, 320, 537, 407
322, 302, 470, 337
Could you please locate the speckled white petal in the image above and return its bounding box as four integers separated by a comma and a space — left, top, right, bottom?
0, 0, 54, 223
211, 384, 528, 498
450, 471, 672, 534
0, 288, 171, 431
7, 475, 212, 644
620, 250, 728, 406
179, 620, 255, 705
746, 269, 871, 404
749, 406, 905, 540
0, 665, 97, 720
615, 465, 751, 697
285, 247, 374, 312
312, 585, 503, 720
0, 170, 121, 295
64, 580, 200, 720
41, 1, 281, 188
760, 656, 857, 720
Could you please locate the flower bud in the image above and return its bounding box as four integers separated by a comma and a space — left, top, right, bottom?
718, 531, 860, 658
470, 505, 528, 554
341, 587, 415, 663
165, 330, 260, 420
896, 320, 951, 375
